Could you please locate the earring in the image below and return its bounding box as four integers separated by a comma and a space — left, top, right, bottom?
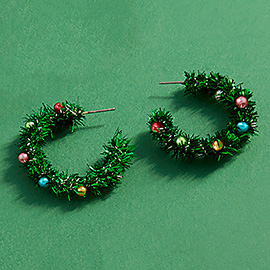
18, 101, 135, 200
148, 71, 258, 161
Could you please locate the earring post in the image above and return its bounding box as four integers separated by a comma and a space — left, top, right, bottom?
82, 108, 116, 115
159, 81, 185, 85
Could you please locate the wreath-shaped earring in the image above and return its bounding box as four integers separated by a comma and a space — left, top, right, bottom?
18, 101, 135, 200
148, 71, 258, 161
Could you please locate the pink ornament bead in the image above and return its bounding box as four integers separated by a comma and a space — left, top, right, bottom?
235, 96, 248, 108
18, 153, 29, 163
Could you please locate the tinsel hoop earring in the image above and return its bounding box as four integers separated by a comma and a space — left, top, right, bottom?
148, 71, 259, 161
18, 101, 135, 200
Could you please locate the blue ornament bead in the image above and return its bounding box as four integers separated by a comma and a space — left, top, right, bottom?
237, 122, 249, 132
38, 177, 49, 187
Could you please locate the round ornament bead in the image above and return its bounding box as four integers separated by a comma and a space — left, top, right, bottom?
212, 140, 223, 151
151, 122, 163, 133
18, 153, 29, 163
176, 136, 187, 146
38, 177, 49, 187
54, 102, 63, 113
237, 122, 249, 133
77, 186, 87, 196
25, 121, 35, 129
235, 96, 248, 108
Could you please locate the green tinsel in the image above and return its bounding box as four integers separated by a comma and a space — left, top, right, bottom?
148, 71, 259, 161
19, 101, 135, 200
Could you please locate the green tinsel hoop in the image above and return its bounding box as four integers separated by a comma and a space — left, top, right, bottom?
148, 71, 259, 161
18, 101, 135, 200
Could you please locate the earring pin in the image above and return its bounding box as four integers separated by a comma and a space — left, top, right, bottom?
159, 81, 185, 85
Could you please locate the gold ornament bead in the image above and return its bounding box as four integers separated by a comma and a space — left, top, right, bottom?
25, 121, 35, 128
212, 140, 223, 151
77, 186, 87, 196
176, 136, 187, 146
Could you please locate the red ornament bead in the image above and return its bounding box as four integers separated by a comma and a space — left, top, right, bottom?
18, 153, 29, 163
151, 121, 163, 133
235, 96, 248, 108
54, 102, 63, 113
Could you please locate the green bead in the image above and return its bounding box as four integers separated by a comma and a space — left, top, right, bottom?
176, 136, 187, 146
25, 121, 35, 128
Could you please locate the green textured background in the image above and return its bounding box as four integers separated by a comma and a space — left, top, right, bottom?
1, 1, 270, 269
